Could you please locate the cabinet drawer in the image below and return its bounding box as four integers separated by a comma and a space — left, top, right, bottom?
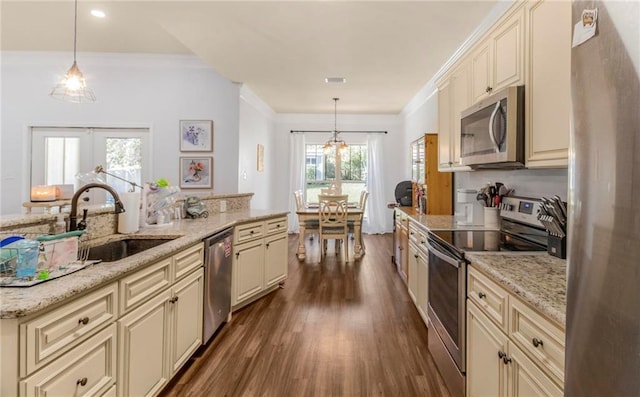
119, 258, 172, 315
20, 323, 116, 397
234, 222, 264, 244
509, 298, 565, 386
265, 217, 287, 236
20, 283, 118, 377
173, 243, 203, 281
468, 267, 510, 332
408, 223, 427, 247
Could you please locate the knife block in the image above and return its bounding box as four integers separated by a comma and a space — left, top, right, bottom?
547, 234, 566, 259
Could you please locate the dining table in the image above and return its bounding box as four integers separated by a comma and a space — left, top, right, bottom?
295, 206, 364, 261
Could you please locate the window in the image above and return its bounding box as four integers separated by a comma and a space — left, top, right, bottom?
31, 127, 150, 204
304, 143, 367, 204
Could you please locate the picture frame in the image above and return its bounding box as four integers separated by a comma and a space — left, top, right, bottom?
257, 144, 264, 171
180, 120, 213, 152
179, 157, 213, 189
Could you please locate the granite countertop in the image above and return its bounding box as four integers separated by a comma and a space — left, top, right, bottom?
0, 209, 287, 319
466, 252, 567, 328
396, 208, 567, 328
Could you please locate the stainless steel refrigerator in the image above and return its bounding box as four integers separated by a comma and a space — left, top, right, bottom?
566, 1, 640, 396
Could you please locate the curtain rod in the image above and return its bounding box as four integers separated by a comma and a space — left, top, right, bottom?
290, 130, 387, 134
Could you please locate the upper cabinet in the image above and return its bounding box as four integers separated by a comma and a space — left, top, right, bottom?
436, 0, 569, 171
525, 0, 571, 168
471, 7, 525, 103
438, 60, 472, 172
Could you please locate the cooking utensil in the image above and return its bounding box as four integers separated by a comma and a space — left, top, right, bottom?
476, 193, 488, 207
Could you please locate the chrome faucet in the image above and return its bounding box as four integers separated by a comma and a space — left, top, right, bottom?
69, 183, 126, 231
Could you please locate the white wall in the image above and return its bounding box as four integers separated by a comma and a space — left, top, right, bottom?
1, 52, 240, 215
273, 113, 404, 232
238, 85, 276, 209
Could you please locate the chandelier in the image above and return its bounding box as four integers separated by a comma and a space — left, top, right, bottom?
50, 0, 96, 103
322, 98, 348, 152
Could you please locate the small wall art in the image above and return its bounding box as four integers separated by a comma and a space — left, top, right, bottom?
180, 120, 213, 152
179, 157, 213, 189
257, 144, 265, 171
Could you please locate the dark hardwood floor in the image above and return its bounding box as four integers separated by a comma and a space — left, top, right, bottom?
160, 233, 451, 397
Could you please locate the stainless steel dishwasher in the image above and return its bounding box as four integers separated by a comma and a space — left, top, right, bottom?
203, 227, 233, 344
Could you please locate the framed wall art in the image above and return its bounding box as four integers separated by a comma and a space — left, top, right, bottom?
180, 120, 213, 152
179, 157, 213, 189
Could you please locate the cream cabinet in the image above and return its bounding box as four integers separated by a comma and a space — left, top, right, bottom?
471, 6, 525, 103
118, 245, 204, 397
438, 61, 472, 172
393, 210, 409, 284
466, 266, 564, 397
408, 221, 429, 326
232, 216, 288, 309
525, 0, 571, 168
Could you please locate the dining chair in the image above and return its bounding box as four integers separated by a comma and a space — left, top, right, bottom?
318, 194, 349, 260
294, 190, 318, 241
349, 191, 369, 249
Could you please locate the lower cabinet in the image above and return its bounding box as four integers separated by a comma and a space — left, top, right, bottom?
118, 268, 204, 397
20, 323, 117, 397
408, 221, 429, 326
232, 217, 288, 309
466, 266, 564, 397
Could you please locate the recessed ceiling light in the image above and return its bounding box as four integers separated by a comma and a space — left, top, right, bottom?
325, 77, 346, 84
91, 9, 106, 18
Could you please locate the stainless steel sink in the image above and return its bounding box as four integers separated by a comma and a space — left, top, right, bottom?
87, 238, 175, 262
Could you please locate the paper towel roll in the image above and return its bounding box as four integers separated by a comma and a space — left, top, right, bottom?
118, 192, 141, 234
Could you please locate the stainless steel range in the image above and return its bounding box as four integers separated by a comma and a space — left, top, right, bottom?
426, 196, 547, 396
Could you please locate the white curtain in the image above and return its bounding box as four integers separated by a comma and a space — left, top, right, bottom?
364, 133, 387, 234
288, 132, 306, 232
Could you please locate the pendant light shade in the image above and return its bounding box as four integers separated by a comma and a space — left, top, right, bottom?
323, 98, 347, 153
50, 0, 95, 103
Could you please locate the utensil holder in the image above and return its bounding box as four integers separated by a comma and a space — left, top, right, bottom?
547, 234, 567, 259
484, 207, 500, 229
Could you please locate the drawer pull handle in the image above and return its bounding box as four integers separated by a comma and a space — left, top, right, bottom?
532, 338, 544, 348
78, 317, 90, 325
498, 351, 506, 359
478, 292, 486, 299
77, 377, 88, 386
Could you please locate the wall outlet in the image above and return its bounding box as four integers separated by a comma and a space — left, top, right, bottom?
220, 200, 227, 212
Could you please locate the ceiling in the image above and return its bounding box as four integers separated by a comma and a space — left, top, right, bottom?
2, 1, 498, 114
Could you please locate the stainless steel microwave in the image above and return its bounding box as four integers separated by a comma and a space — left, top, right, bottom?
459, 85, 525, 168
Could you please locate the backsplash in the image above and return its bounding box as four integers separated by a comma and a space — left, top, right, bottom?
454, 168, 568, 215
0, 193, 253, 241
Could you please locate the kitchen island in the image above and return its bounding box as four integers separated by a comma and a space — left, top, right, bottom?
0, 208, 288, 397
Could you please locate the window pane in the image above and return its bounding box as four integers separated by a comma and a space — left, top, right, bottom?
44, 137, 79, 185
105, 137, 142, 195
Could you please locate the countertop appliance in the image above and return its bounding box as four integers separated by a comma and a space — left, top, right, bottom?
426, 196, 547, 396
203, 227, 233, 344
566, 2, 640, 396
459, 85, 525, 168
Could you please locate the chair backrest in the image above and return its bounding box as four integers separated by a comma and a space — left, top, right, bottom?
321, 182, 341, 195
318, 194, 349, 231
293, 190, 304, 211
360, 191, 370, 213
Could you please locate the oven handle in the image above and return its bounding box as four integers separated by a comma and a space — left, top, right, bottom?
426, 239, 462, 269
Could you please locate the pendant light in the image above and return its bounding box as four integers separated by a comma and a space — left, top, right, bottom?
323, 98, 348, 153
50, 0, 96, 103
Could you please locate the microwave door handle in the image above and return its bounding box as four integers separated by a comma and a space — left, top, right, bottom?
488, 102, 501, 153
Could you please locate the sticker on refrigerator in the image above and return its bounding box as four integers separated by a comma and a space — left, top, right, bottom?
572, 8, 598, 47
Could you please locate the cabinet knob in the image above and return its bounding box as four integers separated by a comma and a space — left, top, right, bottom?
169, 296, 179, 304
503, 356, 512, 364
420, 240, 425, 244
276, 224, 281, 228
498, 350, 506, 359
532, 338, 544, 348
250, 230, 255, 234
414, 254, 419, 259
478, 292, 486, 299
76, 377, 88, 386
266, 243, 270, 248
410, 231, 414, 235
78, 317, 89, 325
236, 252, 240, 258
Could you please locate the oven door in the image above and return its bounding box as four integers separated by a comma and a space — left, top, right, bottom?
427, 236, 467, 372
